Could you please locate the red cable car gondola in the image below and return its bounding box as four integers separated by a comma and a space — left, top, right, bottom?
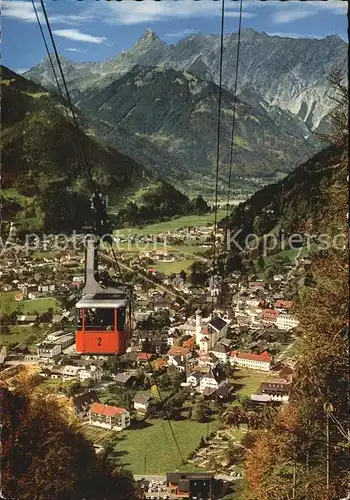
75, 239, 132, 355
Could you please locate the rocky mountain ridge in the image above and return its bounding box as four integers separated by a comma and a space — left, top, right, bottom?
25, 29, 348, 131
76, 64, 316, 189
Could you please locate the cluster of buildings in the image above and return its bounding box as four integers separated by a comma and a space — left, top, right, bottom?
0, 228, 302, 491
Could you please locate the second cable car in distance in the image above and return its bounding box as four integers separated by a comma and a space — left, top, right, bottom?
75, 238, 132, 355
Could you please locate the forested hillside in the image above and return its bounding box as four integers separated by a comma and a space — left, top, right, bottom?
240, 155, 348, 499
1, 66, 192, 232
222, 144, 345, 244
226, 68, 349, 500
0, 368, 142, 500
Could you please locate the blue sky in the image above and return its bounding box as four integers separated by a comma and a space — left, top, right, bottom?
2, 0, 348, 73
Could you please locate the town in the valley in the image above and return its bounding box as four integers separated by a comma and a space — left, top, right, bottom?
0, 217, 306, 499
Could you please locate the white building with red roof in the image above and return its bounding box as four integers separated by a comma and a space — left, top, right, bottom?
262, 309, 279, 324
274, 300, 295, 311
88, 403, 130, 430
230, 350, 273, 371
276, 313, 299, 331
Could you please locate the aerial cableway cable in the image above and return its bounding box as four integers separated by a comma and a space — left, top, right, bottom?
30, 0, 66, 107
106, 246, 189, 472
224, 0, 244, 261
38, 0, 95, 192
34, 1, 189, 473
212, 0, 226, 275
211, 0, 226, 314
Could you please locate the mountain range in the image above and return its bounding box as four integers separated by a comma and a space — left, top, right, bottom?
23, 29, 347, 192
26, 29, 347, 131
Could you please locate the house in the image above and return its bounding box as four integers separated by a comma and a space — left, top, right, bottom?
218, 337, 232, 349
230, 350, 273, 371
133, 394, 153, 414
167, 345, 191, 363
197, 352, 219, 368
89, 403, 130, 430
166, 332, 176, 346
215, 382, 233, 400
199, 366, 227, 395
53, 334, 75, 350
198, 335, 210, 353
12, 343, 29, 354
37, 342, 61, 358
78, 365, 103, 382
260, 381, 291, 402
274, 300, 294, 311
183, 371, 203, 388
251, 394, 271, 403
167, 355, 186, 372
113, 372, 136, 387
137, 352, 155, 364
248, 281, 265, 291
73, 390, 100, 418
209, 343, 229, 363
262, 309, 279, 324
17, 315, 38, 325
40, 364, 63, 379
208, 315, 229, 340
166, 472, 217, 500
62, 365, 81, 379
276, 313, 299, 331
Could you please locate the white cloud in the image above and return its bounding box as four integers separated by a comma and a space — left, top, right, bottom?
65, 48, 86, 53
2, 1, 92, 25
310, 1, 348, 15
2, 1, 41, 22
272, 9, 316, 25
52, 29, 107, 44
96, 0, 255, 26
266, 32, 322, 40
270, 0, 348, 25
163, 29, 199, 39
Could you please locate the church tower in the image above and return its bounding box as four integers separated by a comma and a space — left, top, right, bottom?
195, 309, 202, 346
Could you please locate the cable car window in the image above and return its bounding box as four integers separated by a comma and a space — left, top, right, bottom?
84, 308, 115, 331
117, 307, 126, 331
76, 309, 83, 331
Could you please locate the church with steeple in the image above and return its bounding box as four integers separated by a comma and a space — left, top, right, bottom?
195, 309, 229, 353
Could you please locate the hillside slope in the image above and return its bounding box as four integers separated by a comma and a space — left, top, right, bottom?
222, 144, 346, 248
78, 64, 316, 188
1, 66, 190, 232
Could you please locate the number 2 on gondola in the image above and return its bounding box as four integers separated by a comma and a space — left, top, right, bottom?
97, 337, 102, 346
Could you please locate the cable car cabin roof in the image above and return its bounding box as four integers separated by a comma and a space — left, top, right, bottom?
75, 293, 127, 309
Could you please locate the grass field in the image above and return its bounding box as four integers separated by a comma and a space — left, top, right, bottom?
153, 259, 198, 275
115, 241, 208, 257
113, 418, 221, 474
113, 241, 209, 275
258, 243, 319, 278
115, 211, 227, 236
232, 369, 280, 398
0, 292, 59, 315
1, 324, 49, 346
82, 418, 221, 474
80, 425, 113, 446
